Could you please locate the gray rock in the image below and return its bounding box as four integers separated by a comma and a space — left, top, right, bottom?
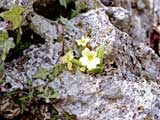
52, 72, 160, 120
105, 7, 131, 32
5, 42, 63, 90
0, 0, 16, 9
3, 5, 160, 120
0, 0, 29, 9
26, 12, 63, 42
129, 0, 156, 45
0, 21, 7, 31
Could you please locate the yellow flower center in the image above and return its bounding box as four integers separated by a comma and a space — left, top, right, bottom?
87, 54, 94, 61
79, 48, 100, 70
81, 39, 86, 43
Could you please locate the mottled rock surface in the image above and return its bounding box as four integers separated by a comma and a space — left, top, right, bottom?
0, 0, 160, 120
0, 0, 29, 8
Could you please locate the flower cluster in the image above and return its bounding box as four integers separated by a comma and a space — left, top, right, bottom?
60, 36, 104, 73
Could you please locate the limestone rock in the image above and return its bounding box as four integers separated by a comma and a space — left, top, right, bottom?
26, 12, 63, 42
0, 0, 29, 9
2, 5, 160, 120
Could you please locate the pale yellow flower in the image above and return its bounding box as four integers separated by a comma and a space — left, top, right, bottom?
60, 51, 74, 70
79, 48, 100, 70
76, 36, 92, 47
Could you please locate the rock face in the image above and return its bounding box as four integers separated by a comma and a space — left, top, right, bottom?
0, 0, 29, 8
51, 8, 160, 120
1, 1, 160, 120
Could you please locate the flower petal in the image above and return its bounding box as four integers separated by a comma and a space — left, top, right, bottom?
90, 51, 97, 58
93, 57, 100, 65
76, 36, 92, 47
83, 36, 92, 43
86, 57, 100, 70
79, 57, 88, 66
82, 48, 90, 57
87, 62, 97, 70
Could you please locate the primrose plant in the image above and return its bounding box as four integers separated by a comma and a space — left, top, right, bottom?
61, 36, 105, 74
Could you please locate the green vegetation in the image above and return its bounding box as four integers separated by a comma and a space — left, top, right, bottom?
1, 85, 76, 119
0, 4, 24, 81
33, 67, 50, 80
0, 31, 15, 61
38, 87, 60, 103
71, 1, 87, 18
59, 0, 72, 8
0, 1, 96, 119
60, 36, 105, 74
33, 64, 63, 81
0, 4, 24, 29
58, 0, 87, 18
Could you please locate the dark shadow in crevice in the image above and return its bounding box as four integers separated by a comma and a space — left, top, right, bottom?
33, 0, 76, 20
5, 26, 45, 62
111, 62, 118, 68
0, 8, 6, 13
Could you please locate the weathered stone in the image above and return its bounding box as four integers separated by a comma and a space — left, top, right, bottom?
52, 72, 160, 120
5, 42, 63, 90
2, 3, 160, 120
0, 0, 29, 9
26, 12, 63, 42
0, 21, 7, 31
105, 7, 131, 32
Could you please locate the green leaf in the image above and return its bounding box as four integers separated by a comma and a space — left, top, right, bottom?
58, 16, 68, 24
33, 67, 50, 80
0, 4, 24, 29
71, 58, 82, 66
38, 87, 60, 103
61, 112, 77, 120
1, 38, 15, 61
71, 10, 79, 18
11, 4, 24, 15
0, 79, 4, 84
0, 30, 9, 42
20, 102, 25, 114
0, 61, 5, 72
97, 45, 105, 64
16, 27, 22, 44
59, 0, 67, 8
71, 1, 87, 18
49, 64, 63, 80
27, 79, 32, 86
